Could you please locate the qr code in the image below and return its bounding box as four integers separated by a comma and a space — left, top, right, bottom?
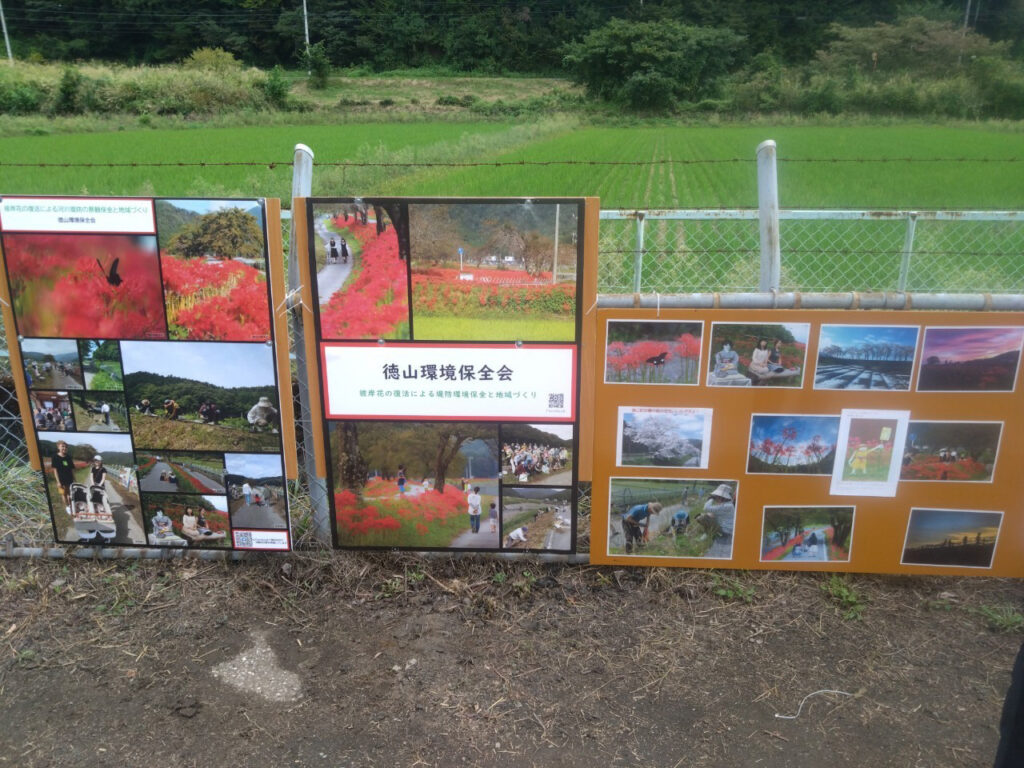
234, 531, 253, 548
548, 393, 564, 409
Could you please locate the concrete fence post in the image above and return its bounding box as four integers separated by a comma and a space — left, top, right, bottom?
287, 144, 331, 547
757, 140, 781, 291
633, 212, 646, 293
898, 212, 918, 292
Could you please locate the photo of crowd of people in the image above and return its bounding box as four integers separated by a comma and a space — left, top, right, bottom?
30, 391, 74, 432
500, 423, 573, 486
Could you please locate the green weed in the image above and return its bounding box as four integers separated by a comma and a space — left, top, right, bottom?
711, 574, 756, 604
375, 575, 406, 600
821, 574, 866, 620
976, 604, 1024, 633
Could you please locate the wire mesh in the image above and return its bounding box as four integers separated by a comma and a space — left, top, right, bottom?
601, 211, 1024, 295
779, 218, 908, 292
906, 219, 1024, 293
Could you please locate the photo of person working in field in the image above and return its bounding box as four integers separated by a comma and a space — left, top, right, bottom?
120, 340, 282, 452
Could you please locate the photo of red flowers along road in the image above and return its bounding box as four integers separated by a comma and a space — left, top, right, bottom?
156, 199, 271, 342
408, 202, 579, 342
315, 206, 410, 340
2, 233, 167, 339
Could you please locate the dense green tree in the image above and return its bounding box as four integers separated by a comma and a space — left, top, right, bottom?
816, 16, 1010, 77
166, 208, 263, 261
563, 19, 745, 109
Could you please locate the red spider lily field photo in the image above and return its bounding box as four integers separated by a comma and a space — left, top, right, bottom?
329, 420, 499, 549
407, 202, 580, 342
156, 199, 271, 342
2, 233, 167, 339
604, 320, 703, 384
312, 202, 410, 340
900, 420, 1003, 483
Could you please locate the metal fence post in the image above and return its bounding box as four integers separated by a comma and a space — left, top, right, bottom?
898, 212, 918, 292
287, 143, 330, 547
633, 212, 646, 293
757, 140, 781, 291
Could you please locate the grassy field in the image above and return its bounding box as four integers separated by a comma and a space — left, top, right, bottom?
0, 110, 1022, 296
1, 119, 1022, 209
413, 315, 573, 342
130, 414, 280, 452
286, 70, 581, 111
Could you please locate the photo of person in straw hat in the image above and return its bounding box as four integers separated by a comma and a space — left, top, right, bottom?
608, 479, 738, 559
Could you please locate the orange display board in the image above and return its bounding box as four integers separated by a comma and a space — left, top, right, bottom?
589, 309, 1024, 576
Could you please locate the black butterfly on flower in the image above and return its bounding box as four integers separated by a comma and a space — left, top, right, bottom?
96, 257, 122, 287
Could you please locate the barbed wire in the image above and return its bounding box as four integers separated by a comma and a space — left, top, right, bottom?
0, 157, 1020, 170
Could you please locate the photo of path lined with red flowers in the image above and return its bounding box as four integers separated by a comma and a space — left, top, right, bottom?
317, 212, 410, 340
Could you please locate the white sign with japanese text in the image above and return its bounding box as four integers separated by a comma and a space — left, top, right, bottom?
322, 342, 577, 421
0, 196, 156, 234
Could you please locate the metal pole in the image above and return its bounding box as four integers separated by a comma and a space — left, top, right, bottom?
287, 143, 330, 547
302, 0, 311, 75
898, 213, 918, 292
552, 203, 559, 285
633, 212, 645, 293
757, 140, 781, 291
0, 0, 13, 65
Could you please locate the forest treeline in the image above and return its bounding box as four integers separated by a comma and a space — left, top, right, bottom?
4, 0, 1022, 71
2, 1, 1024, 117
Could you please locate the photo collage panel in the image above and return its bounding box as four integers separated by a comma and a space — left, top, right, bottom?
0, 196, 291, 551
600, 314, 1023, 572
307, 198, 585, 553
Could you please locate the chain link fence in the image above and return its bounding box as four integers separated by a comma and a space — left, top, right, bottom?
599, 210, 1024, 294
4, 207, 1023, 549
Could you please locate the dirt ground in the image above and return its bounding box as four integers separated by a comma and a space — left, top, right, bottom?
1, 552, 1022, 768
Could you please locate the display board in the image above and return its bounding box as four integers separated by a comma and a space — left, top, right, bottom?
298, 197, 599, 553
0, 196, 297, 551
589, 309, 1024, 577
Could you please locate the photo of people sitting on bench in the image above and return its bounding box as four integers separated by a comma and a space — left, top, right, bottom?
706, 322, 809, 387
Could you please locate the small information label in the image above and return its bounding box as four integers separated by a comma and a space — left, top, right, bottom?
0, 196, 155, 234
232, 530, 291, 550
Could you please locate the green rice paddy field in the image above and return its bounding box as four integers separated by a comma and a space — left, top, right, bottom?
1, 119, 1022, 292
2, 120, 1021, 207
